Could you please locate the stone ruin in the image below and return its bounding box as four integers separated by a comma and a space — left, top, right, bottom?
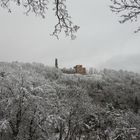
55, 59, 86, 75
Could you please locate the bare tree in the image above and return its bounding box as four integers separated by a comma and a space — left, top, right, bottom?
110, 0, 140, 32
0, 0, 79, 39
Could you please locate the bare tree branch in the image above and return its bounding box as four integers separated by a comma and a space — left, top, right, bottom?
52, 0, 80, 39
110, 0, 140, 32
0, 0, 79, 39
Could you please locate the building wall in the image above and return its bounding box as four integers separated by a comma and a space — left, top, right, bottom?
62, 65, 86, 75
74, 65, 86, 75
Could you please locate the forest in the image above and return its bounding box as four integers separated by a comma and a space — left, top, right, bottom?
0, 62, 140, 140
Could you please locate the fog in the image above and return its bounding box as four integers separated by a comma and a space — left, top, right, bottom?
0, 0, 140, 72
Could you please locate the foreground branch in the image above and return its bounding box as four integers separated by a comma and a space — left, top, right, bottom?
0, 0, 79, 39
52, 0, 80, 39
110, 0, 140, 32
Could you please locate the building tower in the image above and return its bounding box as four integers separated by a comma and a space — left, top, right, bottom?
55, 58, 58, 68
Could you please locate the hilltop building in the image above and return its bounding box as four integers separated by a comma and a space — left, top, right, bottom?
55, 59, 86, 75
74, 65, 86, 75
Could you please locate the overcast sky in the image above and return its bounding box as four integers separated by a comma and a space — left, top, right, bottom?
0, 0, 140, 72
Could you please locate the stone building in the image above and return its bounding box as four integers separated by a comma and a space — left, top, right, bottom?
55, 59, 86, 75
74, 65, 86, 75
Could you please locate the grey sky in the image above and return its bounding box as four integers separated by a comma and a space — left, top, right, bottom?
0, 0, 140, 72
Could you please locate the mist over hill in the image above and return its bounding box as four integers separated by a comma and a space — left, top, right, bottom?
0, 62, 140, 140
101, 54, 140, 73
